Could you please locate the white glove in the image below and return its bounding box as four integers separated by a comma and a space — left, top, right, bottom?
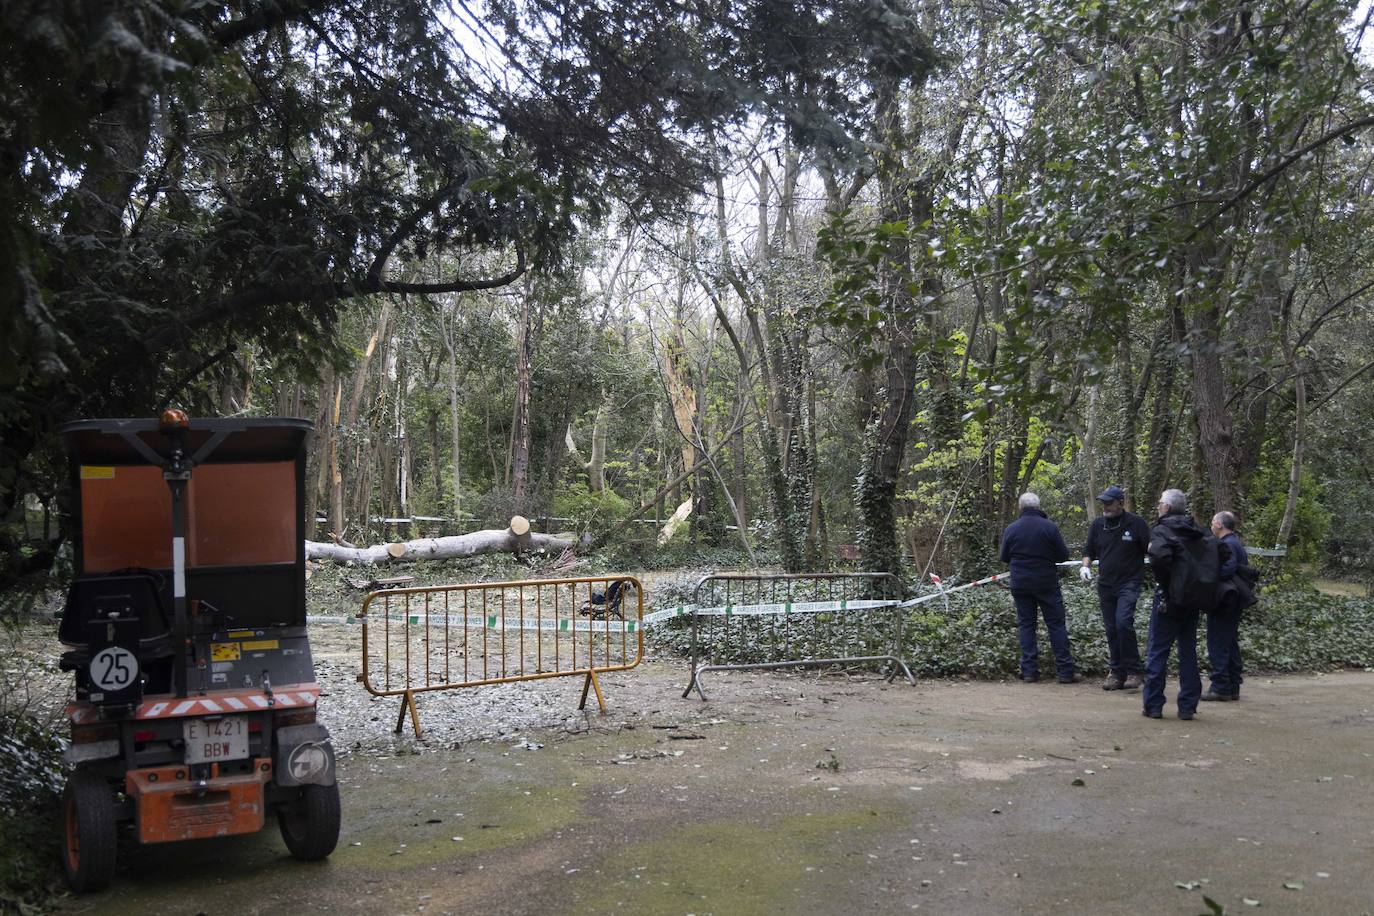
1078, 565, 1093, 582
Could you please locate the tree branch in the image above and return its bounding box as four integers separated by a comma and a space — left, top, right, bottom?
140, 248, 526, 357
212, 0, 335, 48
1186, 114, 1374, 241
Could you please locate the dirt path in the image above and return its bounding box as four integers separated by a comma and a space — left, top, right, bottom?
56, 665, 1374, 915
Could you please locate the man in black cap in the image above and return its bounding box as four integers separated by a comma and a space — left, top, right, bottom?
1079, 485, 1150, 691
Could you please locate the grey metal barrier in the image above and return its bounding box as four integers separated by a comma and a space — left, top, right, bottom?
681, 572, 916, 700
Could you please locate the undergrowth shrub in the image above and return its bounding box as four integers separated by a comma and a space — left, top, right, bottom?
646, 578, 1374, 678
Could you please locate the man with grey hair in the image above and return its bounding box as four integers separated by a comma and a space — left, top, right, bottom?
999, 492, 1080, 683
1142, 489, 1230, 719
1203, 511, 1250, 701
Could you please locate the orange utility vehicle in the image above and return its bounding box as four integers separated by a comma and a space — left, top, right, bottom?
57, 411, 340, 892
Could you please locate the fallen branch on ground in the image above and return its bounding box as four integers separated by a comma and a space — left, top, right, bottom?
305, 516, 581, 564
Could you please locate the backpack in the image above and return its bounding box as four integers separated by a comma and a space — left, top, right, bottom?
1230, 562, 1260, 610
1167, 534, 1223, 612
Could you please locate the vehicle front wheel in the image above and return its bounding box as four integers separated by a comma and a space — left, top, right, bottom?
62, 768, 117, 893
277, 782, 341, 861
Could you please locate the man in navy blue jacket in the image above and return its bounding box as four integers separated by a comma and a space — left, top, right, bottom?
999, 492, 1080, 683
1202, 511, 1249, 702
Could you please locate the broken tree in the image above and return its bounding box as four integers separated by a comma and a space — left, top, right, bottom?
305, 516, 579, 564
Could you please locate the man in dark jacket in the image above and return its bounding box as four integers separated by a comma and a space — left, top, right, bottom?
999, 492, 1080, 684
1143, 489, 1231, 720
1079, 485, 1150, 691
1202, 511, 1250, 702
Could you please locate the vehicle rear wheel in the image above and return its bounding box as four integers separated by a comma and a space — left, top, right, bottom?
278, 783, 341, 861
62, 768, 117, 893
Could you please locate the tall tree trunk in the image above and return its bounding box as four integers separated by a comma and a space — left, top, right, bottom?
1189, 303, 1236, 511
429, 406, 442, 510
587, 399, 609, 493
999, 411, 1029, 531
346, 300, 393, 426
732, 389, 747, 526
1118, 321, 1166, 510
565, 398, 609, 494
857, 71, 927, 580
662, 321, 699, 488
710, 145, 806, 566
352, 327, 393, 536
1082, 384, 1101, 519
335, 299, 394, 533
441, 305, 465, 524
61, 95, 152, 239
328, 379, 344, 537
1141, 307, 1184, 506
305, 366, 334, 540
510, 294, 534, 513
1276, 343, 1308, 555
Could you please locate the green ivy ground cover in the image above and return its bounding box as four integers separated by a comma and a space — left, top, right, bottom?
647, 581, 1374, 679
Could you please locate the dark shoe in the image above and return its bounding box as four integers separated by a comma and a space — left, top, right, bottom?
1021, 675, 1040, 683
1101, 675, 1124, 691
1058, 673, 1083, 684
1142, 709, 1163, 719
1122, 673, 1143, 690
1178, 710, 1195, 721
1200, 689, 1229, 702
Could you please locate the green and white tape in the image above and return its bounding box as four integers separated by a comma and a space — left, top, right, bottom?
655, 598, 898, 620
360, 597, 901, 633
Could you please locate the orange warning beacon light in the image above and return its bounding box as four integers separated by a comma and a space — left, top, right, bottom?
158, 407, 189, 431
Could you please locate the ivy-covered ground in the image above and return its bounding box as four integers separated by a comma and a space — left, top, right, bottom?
646, 577, 1374, 680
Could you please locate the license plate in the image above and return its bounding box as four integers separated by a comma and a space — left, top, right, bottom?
183, 716, 248, 764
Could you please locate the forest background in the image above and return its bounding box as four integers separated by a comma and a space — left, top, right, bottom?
8, 2, 1374, 903
5, 0, 1374, 595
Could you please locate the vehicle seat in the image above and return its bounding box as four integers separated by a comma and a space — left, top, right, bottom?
59, 572, 174, 660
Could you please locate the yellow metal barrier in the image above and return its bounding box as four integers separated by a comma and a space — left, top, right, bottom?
358, 576, 643, 736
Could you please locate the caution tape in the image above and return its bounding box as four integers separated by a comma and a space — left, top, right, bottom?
651, 598, 898, 622
321, 563, 1136, 631
351, 598, 902, 632
899, 573, 1011, 608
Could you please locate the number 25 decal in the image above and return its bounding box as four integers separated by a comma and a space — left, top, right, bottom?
90, 647, 138, 691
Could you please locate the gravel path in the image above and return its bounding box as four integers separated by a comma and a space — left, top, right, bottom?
4, 612, 698, 758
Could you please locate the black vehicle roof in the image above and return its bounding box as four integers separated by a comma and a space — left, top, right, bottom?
60, 418, 313, 465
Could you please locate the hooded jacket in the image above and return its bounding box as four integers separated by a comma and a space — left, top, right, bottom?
1148, 512, 1234, 611
999, 508, 1070, 591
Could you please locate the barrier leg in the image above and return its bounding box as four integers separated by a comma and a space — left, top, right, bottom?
885, 610, 917, 686
579, 671, 607, 713
681, 666, 708, 701
886, 657, 918, 686
395, 689, 422, 737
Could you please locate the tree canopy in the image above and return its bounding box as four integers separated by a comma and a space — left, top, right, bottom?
5, 0, 1374, 592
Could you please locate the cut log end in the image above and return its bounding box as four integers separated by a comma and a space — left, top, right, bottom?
509, 515, 531, 536
386, 542, 408, 558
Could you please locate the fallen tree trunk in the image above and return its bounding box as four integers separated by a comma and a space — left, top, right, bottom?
305, 516, 578, 564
